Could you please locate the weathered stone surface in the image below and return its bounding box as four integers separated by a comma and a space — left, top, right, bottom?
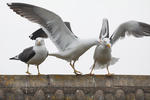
126, 93, 135, 100
0, 89, 4, 100
6, 92, 15, 100
135, 89, 144, 100
34, 89, 45, 100
105, 93, 114, 100
115, 89, 125, 100
54, 90, 64, 100
93, 90, 104, 100
75, 90, 86, 100
0, 75, 149, 99
145, 93, 150, 100
13, 88, 25, 100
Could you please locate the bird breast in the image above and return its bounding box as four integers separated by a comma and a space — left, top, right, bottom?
27, 46, 48, 65
94, 45, 111, 64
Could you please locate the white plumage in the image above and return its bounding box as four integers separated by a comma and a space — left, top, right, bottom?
10, 38, 48, 75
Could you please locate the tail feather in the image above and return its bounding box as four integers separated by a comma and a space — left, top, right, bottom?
110, 57, 119, 65
90, 57, 119, 70
9, 56, 19, 60
90, 62, 107, 70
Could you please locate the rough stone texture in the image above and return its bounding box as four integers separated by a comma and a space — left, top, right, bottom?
34, 89, 45, 100
126, 93, 135, 100
13, 88, 25, 100
93, 90, 104, 100
115, 89, 125, 100
135, 89, 144, 100
0, 89, 4, 100
105, 93, 114, 100
75, 90, 86, 100
54, 90, 64, 100
0, 75, 150, 100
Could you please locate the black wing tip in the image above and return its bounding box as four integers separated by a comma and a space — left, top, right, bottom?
29, 28, 48, 40
7, 2, 34, 7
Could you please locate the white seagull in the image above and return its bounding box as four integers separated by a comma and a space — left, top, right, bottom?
89, 18, 150, 75
7, 3, 99, 75
10, 38, 48, 75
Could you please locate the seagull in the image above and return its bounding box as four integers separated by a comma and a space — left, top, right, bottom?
10, 37, 48, 75
89, 18, 150, 75
29, 22, 73, 40
7, 3, 99, 75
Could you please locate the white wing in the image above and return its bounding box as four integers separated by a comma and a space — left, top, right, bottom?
7, 3, 78, 51
110, 21, 150, 45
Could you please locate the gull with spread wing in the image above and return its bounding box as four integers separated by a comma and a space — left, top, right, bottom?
7, 3, 99, 75
89, 18, 150, 75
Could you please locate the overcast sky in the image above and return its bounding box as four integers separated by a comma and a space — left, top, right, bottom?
0, 0, 150, 75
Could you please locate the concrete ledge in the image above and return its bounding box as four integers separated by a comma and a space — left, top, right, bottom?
0, 75, 150, 100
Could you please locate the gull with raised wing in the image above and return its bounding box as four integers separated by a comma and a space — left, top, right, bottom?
89, 18, 150, 75
7, 3, 99, 75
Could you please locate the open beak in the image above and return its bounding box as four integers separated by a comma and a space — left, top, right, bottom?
106, 44, 111, 48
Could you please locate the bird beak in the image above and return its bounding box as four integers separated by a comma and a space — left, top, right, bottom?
37, 41, 41, 46
106, 44, 111, 48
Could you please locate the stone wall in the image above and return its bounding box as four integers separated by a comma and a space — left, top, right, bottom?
0, 75, 150, 100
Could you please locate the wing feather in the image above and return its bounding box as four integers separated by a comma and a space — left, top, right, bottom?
99, 18, 109, 39
110, 21, 150, 45
7, 3, 78, 51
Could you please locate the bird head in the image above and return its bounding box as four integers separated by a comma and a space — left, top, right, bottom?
101, 38, 111, 48
35, 37, 45, 46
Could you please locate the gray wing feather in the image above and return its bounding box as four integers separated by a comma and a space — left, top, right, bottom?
110, 21, 150, 45
99, 18, 109, 39
19, 47, 35, 63
29, 22, 74, 40
7, 3, 77, 51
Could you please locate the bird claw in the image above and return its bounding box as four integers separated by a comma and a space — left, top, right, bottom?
74, 70, 82, 75
26, 71, 31, 75
105, 73, 114, 77
38, 73, 44, 76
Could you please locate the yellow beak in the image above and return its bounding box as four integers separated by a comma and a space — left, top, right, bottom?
106, 44, 111, 48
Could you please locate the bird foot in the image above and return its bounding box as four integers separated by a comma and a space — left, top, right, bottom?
26, 71, 31, 75
105, 73, 114, 77
38, 73, 44, 76
74, 70, 82, 75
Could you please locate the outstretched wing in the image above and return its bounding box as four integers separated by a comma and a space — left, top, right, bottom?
99, 18, 109, 40
29, 22, 74, 40
7, 3, 78, 51
110, 21, 150, 45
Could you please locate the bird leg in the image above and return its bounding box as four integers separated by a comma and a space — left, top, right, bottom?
37, 65, 42, 75
106, 64, 113, 76
69, 61, 82, 75
88, 60, 96, 75
72, 61, 82, 75
26, 64, 31, 75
